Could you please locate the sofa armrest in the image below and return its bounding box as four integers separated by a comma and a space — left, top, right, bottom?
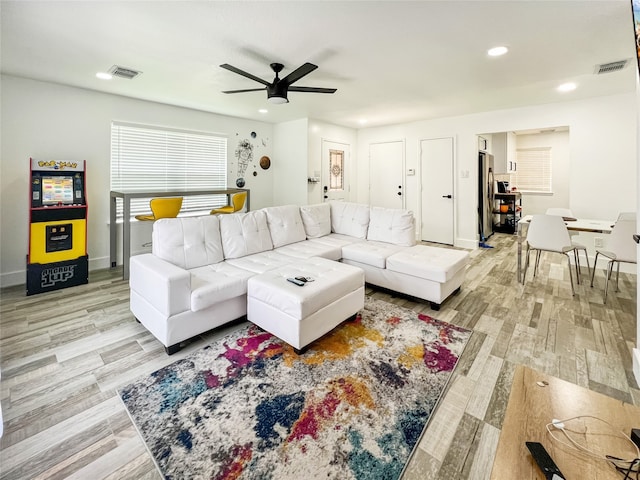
129, 254, 191, 317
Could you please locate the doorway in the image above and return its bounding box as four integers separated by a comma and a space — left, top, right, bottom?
321, 140, 350, 202
369, 141, 404, 209
420, 137, 454, 245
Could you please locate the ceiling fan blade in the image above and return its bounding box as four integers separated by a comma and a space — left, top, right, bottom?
288, 86, 337, 94
222, 88, 266, 94
281, 63, 318, 85
220, 64, 270, 86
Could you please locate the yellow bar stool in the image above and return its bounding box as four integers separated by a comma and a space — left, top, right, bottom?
135, 197, 183, 221
210, 191, 247, 215
135, 197, 183, 247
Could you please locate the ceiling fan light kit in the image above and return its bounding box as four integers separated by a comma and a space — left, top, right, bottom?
268, 96, 288, 104
221, 61, 336, 104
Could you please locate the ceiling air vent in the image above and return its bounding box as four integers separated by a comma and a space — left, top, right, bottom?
108, 65, 141, 80
595, 60, 628, 74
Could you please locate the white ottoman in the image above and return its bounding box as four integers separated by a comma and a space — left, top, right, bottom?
247, 257, 365, 352
386, 245, 469, 310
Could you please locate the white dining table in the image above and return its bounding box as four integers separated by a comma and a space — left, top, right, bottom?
516, 215, 614, 284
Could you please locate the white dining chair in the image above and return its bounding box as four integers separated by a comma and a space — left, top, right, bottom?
545, 207, 590, 280
523, 214, 579, 295
590, 217, 637, 303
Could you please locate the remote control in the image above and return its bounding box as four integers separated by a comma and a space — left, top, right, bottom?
525, 442, 565, 479
287, 277, 305, 287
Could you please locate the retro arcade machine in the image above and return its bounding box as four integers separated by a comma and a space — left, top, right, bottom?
27, 158, 88, 295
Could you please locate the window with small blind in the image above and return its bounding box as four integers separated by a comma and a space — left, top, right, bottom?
111, 122, 228, 220
512, 147, 552, 193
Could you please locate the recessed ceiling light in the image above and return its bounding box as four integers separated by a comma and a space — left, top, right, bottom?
557, 82, 577, 92
488, 46, 508, 57
358, 119, 368, 125
258, 109, 268, 114
96, 72, 113, 80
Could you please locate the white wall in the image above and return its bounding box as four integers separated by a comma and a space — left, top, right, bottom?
0, 75, 275, 287
272, 118, 308, 206
3, 75, 636, 288
307, 120, 358, 205
357, 93, 637, 250
516, 130, 570, 215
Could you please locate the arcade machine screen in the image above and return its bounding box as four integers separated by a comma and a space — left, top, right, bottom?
41, 176, 74, 205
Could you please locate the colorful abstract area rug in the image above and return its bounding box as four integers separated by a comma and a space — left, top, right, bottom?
119, 298, 471, 480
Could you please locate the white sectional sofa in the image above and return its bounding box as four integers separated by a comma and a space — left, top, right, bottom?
129, 201, 469, 354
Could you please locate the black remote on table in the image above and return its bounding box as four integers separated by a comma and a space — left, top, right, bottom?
525, 442, 565, 479
287, 277, 305, 287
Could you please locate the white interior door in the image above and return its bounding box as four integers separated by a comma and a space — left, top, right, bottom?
421, 137, 454, 244
369, 141, 404, 208
321, 140, 350, 202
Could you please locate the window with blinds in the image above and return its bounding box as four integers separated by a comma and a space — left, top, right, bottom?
111, 122, 228, 219
512, 147, 552, 193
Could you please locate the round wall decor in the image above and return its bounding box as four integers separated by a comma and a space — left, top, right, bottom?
259, 156, 271, 170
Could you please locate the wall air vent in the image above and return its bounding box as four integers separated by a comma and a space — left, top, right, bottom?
108, 65, 142, 80
595, 60, 628, 74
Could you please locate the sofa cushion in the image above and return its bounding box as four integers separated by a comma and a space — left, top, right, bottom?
152, 216, 224, 270
300, 203, 331, 238
341, 241, 406, 269
367, 206, 416, 247
275, 240, 342, 261
386, 245, 469, 283
330, 201, 370, 239
263, 205, 307, 248
225, 250, 300, 274
306, 233, 364, 250
189, 262, 254, 312
219, 210, 273, 260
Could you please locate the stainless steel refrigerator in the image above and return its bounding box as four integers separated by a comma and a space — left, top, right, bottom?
478, 152, 494, 241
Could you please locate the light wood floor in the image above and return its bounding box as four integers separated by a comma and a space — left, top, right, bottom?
1, 234, 637, 480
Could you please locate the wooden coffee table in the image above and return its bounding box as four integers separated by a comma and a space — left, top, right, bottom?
491, 365, 640, 479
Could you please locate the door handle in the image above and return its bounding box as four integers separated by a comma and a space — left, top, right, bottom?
442, 194, 452, 199
633, 234, 640, 244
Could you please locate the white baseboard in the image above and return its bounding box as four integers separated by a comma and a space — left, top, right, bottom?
0, 270, 25, 289
89, 255, 113, 271
457, 238, 479, 250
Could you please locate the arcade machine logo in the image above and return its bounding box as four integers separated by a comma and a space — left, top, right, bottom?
37, 160, 78, 170
40, 264, 76, 288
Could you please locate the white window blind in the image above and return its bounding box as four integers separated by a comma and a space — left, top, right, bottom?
111, 122, 228, 219
512, 147, 552, 193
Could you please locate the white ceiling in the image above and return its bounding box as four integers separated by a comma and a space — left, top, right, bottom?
1, 1, 637, 128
